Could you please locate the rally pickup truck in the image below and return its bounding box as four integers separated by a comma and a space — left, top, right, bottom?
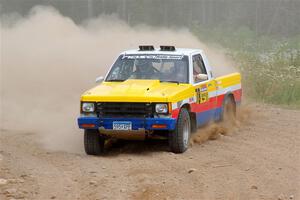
78, 46, 242, 155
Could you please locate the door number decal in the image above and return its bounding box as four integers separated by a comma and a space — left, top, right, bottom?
196, 84, 209, 103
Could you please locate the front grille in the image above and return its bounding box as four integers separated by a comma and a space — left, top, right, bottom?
96, 102, 153, 118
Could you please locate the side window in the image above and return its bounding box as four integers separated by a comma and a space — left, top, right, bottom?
193, 54, 207, 83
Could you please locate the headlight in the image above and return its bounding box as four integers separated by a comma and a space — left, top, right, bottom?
82, 102, 95, 112
155, 103, 168, 113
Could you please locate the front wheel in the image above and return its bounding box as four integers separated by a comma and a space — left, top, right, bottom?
84, 129, 105, 155
169, 108, 191, 153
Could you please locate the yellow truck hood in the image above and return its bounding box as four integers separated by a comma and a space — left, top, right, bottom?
81, 79, 193, 102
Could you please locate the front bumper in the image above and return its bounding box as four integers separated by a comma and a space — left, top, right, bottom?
77, 117, 176, 131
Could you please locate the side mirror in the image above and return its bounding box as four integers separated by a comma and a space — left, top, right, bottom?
196, 74, 208, 81
95, 76, 104, 83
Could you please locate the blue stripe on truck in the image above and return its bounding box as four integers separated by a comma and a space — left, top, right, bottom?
78, 117, 176, 130
195, 107, 223, 127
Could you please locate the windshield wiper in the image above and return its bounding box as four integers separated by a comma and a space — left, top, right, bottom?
160, 80, 180, 84
106, 79, 126, 82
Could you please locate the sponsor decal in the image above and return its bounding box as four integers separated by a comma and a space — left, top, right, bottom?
189, 97, 194, 103
196, 84, 209, 103
122, 54, 184, 60
200, 84, 208, 92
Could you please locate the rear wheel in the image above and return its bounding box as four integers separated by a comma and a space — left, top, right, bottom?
84, 129, 105, 155
169, 108, 191, 153
222, 95, 236, 123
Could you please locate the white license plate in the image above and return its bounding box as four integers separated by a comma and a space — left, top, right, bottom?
113, 121, 132, 130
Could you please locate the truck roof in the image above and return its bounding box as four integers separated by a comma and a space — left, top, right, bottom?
121, 48, 203, 56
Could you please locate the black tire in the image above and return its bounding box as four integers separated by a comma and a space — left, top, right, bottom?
222, 95, 236, 123
84, 129, 105, 155
169, 108, 191, 153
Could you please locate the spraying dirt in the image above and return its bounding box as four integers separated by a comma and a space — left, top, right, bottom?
1, 6, 299, 200
191, 106, 252, 145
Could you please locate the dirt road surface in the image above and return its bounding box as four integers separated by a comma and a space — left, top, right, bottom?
1, 104, 299, 200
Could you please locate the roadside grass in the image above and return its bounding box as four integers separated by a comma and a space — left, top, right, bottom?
192, 25, 300, 106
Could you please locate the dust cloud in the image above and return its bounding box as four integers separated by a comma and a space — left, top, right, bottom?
0, 6, 236, 153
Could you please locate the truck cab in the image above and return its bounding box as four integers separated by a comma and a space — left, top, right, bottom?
78, 46, 242, 155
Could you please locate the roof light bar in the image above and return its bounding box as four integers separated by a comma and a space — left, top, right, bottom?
160, 46, 176, 51
139, 45, 155, 51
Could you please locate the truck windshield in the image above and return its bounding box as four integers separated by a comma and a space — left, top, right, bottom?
106, 54, 189, 83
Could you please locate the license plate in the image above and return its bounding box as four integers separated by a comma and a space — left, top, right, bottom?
113, 121, 132, 130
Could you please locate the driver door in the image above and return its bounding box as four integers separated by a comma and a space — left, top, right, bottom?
192, 54, 217, 126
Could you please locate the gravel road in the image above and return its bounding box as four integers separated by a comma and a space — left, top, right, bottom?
1, 104, 299, 200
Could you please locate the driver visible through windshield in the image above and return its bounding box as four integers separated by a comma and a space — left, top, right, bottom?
105, 54, 189, 83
